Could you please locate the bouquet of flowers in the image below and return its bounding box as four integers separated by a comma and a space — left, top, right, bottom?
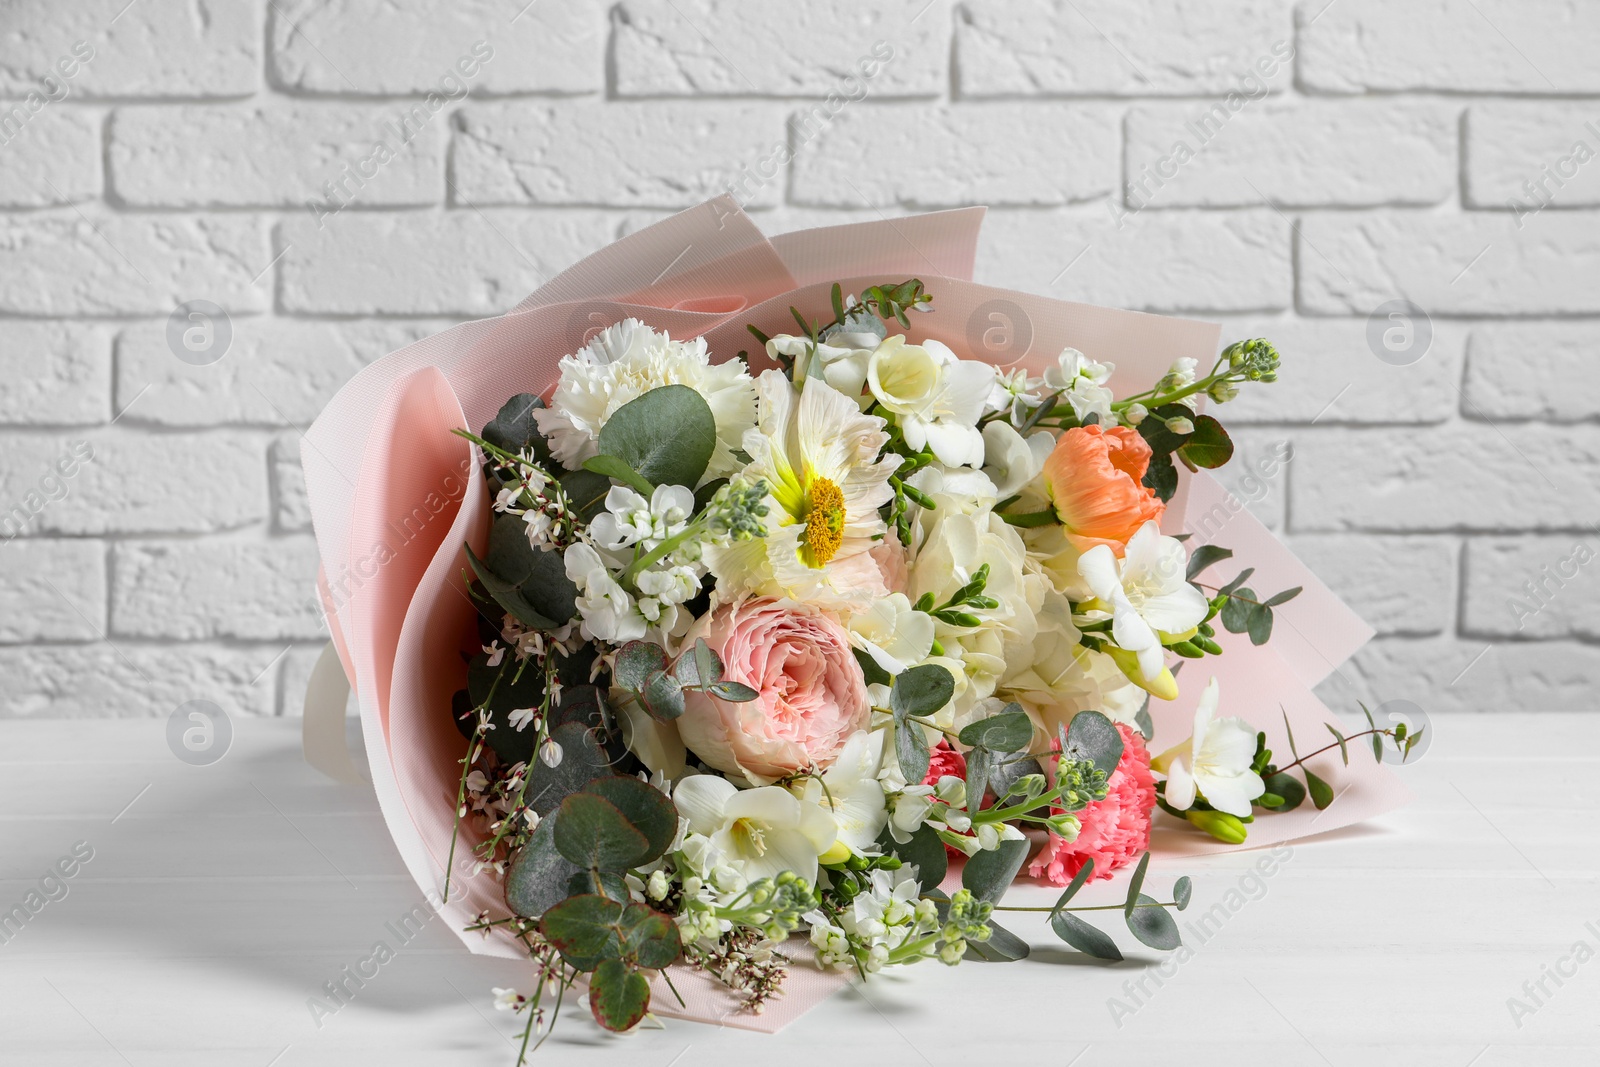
299, 200, 1417, 1059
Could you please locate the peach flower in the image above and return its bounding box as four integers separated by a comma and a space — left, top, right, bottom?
677, 597, 870, 783
1042, 424, 1164, 554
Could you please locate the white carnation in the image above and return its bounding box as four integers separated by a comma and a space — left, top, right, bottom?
534, 318, 756, 482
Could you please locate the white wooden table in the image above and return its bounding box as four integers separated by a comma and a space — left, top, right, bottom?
3, 715, 1597, 1066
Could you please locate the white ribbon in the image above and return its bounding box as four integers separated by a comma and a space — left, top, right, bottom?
301, 641, 366, 784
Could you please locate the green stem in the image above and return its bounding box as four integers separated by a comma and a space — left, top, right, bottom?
1271, 728, 1390, 775
999, 506, 1058, 528
992, 900, 1179, 913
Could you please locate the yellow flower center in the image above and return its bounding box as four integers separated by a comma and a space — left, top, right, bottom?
731, 817, 768, 857
802, 476, 847, 567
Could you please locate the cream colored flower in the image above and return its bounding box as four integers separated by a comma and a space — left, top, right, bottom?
867, 336, 993, 468
672, 774, 837, 884
1153, 678, 1265, 817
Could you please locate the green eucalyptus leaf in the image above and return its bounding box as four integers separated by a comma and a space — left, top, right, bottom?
958, 707, 1033, 752
1247, 603, 1275, 645
1263, 586, 1303, 607
964, 744, 991, 811
596, 385, 716, 491
582, 454, 654, 496
613, 641, 669, 692
877, 824, 947, 891
707, 680, 759, 702
962, 837, 1029, 905
1186, 543, 1234, 580
524, 721, 615, 817
853, 648, 892, 687
1261, 771, 1306, 812
588, 958, 651, 1032
554, 792, 651, 871
640, 670, 685, 723
1051, 910, 1123, 961
1123, 852, 1152, 919
1173, 875, 1193, 911
1065, 710, 1125, 777
1304, 768, 1335, 810
1143, 452, 1178, 503
964, 920, 1030, 962
481, 393, 549, 461
1049, 858, 1096, 915
673, 639, 724, 689
1219, 589, 1256, 634
559, 467, 612, 520
890, 664, 956, 718
1178, 415, 1233, 469
568, 868, 632, 902
538, 895, 681, 974
581, 775, 678, 864
505, 810, 583, 919
895, 716, 931, 785
1126, 893, 1182, 950
1325, 723, 1350, 765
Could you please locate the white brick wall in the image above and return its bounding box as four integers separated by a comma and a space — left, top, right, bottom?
0, 0, 1594, 724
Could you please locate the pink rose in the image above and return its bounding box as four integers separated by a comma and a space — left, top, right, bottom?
678, 597, 870, 783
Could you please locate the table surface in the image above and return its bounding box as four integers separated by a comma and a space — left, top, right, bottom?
2, 714, 1597, 1067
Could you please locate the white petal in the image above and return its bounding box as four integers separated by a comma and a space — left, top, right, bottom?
724, 785, 802, 827
1077, 545, 1121, 600
1164, 757, 1197, 811
671, 774, 737, 834
1195, 769, 1265, 818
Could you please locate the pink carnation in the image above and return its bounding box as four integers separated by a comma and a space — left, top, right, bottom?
1028, 722, 1155, 886
923, 739, 967, 785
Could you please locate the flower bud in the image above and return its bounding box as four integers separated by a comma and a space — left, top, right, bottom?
1187, 808, 1248, 844
1164, 415, 1195, 436
1123, 402, 1148, 426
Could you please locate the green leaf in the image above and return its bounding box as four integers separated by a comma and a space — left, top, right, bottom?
1048, 858, 1096, 915
1260, 771, 1306, 812
464, 513, 578, 629
707, 680, 759, 702
1178, 415, 1233, 469
1325, 723, 1350, 765
554, 792, 651, 871
582, 453, 654, 496
1219, 589, 1256, 634
640, 670, 685, 723
1360, 702, 1384, 762
895, 715, 931, 785
538, 895, 679, 972
1247, 603, 1274, 645
957, 707, 1033, 752
559, 467, 612, 520
581, 776, 678, 865
523, 722, 615, 817
505, 810, 584, 919
1142, 452, 1178, 502
1050, 910, 1123, 961
1136, 403, 1196, 455
1186, 544, 1234, 580
1304, 769, 1335, 810
1263, 585, 1303, 607
962, 838, 1029, 905
588, 958, 651, 1032
1123, 851, 1151, 920
568, 868, 631, 903
963, 745, 991, 812
673, 639, 723, 689
1126, 894, 1182, 950
481, 393, 549, 462
853, 648, 891, 688
596, 384, 716, 491
878, 824, 947, 891
1281, 709, 1300, 761
964, 920, 1030, 962
1066, 710, 1125, 777
890, 664, 956, 718
613, 641, 669, 692
1173, 875, 1193, 911
1218, 568, 1254, 597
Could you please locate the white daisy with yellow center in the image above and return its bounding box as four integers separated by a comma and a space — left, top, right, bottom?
708, 370, 897, 608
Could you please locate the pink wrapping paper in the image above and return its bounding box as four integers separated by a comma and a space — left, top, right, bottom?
302, 197, 1402, 1029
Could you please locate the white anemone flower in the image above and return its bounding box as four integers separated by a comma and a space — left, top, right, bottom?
708, 371, 897, 607
1154, 678, 1265, 817
671, 774, 837, 884
1077, 521, 1209, 684
533, 318, 756, 482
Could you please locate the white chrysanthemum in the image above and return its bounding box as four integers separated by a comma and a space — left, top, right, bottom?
707, 371, 896, 608
533, 318, 756, 482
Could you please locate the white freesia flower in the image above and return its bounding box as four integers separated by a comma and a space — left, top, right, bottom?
771, 330, 879, 404
1154, 678, 1265, 817
792, 730, 889, 854
590, 484, 695, 552
1042, 347, 1115, 424
1077, 521, 1209, 685
846, 593, 935, 675
671, 774, 837, 884
707, 371, 897, 608
981, 421, 1055, 498
534, 318, 756, 481
866, 336, 994, 468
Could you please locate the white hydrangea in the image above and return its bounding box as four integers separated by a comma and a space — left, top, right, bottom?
534, 318, 756, 482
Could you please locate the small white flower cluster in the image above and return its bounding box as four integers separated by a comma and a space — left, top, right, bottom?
490, 453, 576, 551
804, 867, 942, 973
565, 483, 709, 644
